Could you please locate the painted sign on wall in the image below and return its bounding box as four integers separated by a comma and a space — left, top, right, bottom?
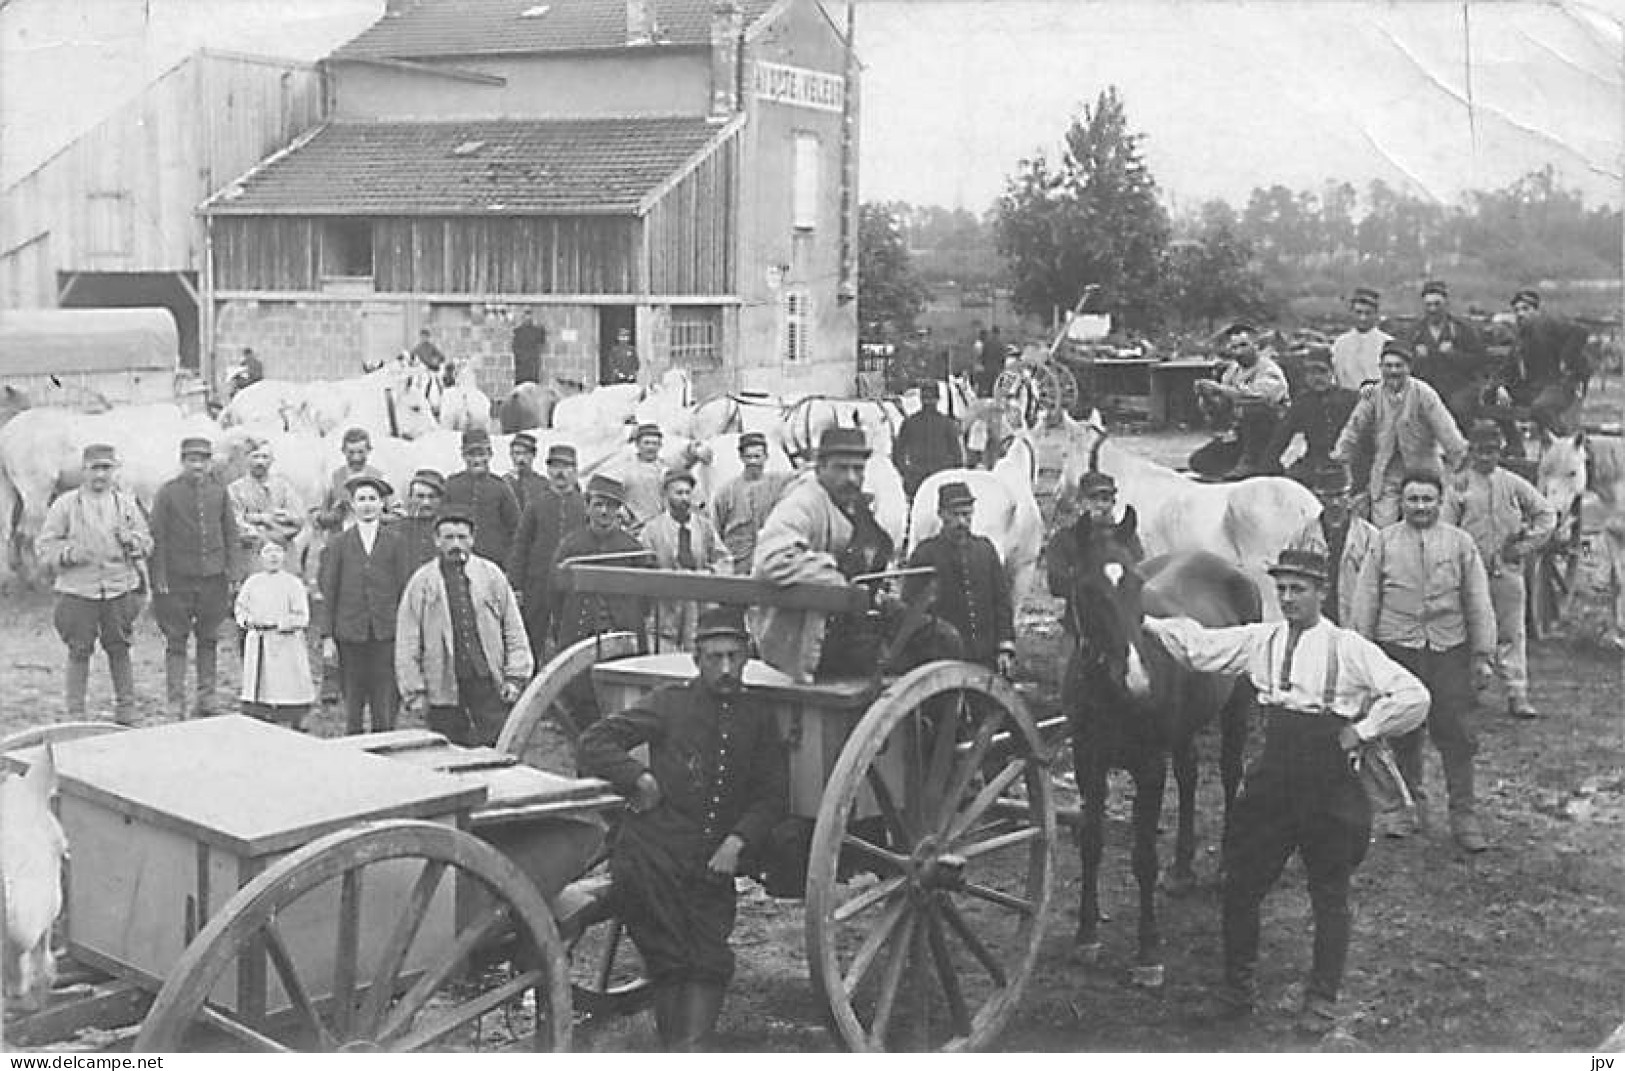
751, 60, 844, 113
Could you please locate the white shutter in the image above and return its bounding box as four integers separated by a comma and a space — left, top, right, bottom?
792, 133, 819, 231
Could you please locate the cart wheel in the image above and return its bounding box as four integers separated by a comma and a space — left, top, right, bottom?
992, 369, 1026, 408
556, 868, 655, 1018
135, 820, 572, 1053
805, 661, 1055, 1052
1052, 363, 1080, 416
0, 721, 130, 753
498, 632, 640, 774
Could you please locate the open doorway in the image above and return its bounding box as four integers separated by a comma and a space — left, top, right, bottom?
598, 306, 637, 385
58, 271, 198, 368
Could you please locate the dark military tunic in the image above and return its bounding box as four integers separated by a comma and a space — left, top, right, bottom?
442, 471, 521, 569
390, 513, 440, 572
504, 468, 551, 518
905, 531, 1014, 667
549, 525, 649, 646
578, 679, 788, 985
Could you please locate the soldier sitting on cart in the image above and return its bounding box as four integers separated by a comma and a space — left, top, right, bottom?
578, 605, 788, 1052
1190, 322, 1292, 480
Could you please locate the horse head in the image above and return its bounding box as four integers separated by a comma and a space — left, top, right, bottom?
1049, 505, 1149, 699
1537, 430, 1588, 536
1053, 408, 1110, 526
386, 377, 440, 440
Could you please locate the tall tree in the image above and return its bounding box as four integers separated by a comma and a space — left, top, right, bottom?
993, 87, 1170, 329
1161, 223, 1267, 330
857, 202, 930, 337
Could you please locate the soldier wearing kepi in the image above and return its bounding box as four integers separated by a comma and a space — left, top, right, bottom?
505, 431, 549, 517
893, 380, 965, 501
550, 474, 650, 648
577, 606, 788, 1052
1443, 422, 1556, 719
1286, 466, 1379, 627
150, 436, 238, 718
904, 481, 1016, 673
37, 443, 153, 724
1144, 549, 1428, 1031
443, 427, 522, 569
508, 443, 587, 665
394, 469, 446, 571
710, 431, 791, 575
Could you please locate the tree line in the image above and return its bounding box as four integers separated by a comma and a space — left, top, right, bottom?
859, 87, 1622, 338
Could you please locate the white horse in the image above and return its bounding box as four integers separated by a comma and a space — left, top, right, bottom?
1538, 430, 1625, 646
1054, 410, 1319, 619
633, 369, 697, 438
1, 746, 66, 1012
0, 405, 222, 584
551, 383, 643, 437
226, 370, 440, 440
779, 396, 907, 463
686, 390, 796, 443
907, 429, 1045, 602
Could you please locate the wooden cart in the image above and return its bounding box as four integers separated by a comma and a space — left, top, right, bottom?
1, 714, 624, 1053
502, 565, 1060, 1052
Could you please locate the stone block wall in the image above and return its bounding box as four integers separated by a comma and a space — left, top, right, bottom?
214, 299, 366, 383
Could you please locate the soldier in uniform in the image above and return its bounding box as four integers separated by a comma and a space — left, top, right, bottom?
393, 469, 446, 571
1262, 349, 1359, 485
620, 423, 668, 530
1286, 466, 1379, 627
578, 606, 788, 1051
641, 469, 730, 648
505, 432, 550, 517
550, 474, 651, 648
508, 443, 587, 667
904, 481, 1016, 673
443, 428, 522, 568
893, 381, 965, 501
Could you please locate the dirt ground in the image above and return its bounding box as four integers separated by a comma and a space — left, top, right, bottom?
3, 395, 1622, 1053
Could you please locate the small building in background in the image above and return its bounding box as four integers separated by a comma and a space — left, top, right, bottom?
201, 0, 861, 398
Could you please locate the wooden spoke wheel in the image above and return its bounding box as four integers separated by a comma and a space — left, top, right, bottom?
557, 868, 654, 1018
805, 661, 1056, 1052
497, 632, 640, 775
1527, 534, 1581, 640
135, 821, 572, 1053
1051, 362, 1080, 415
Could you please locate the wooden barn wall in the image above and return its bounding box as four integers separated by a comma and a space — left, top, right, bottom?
214, 218, 319, 290
373, 217, 641, 295
645, 133, 738, 296
0, 52, 324, 301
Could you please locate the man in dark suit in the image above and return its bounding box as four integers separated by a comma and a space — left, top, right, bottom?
505, 432, 550, 517
319, 473, 413, 733
1408, 279, 1487, 431
511, 310, 547, 387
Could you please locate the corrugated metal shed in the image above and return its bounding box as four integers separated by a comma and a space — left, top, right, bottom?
332, 0, 777, 59
204, 117, 730, 215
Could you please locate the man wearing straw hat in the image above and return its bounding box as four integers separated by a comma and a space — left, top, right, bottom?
38, 443, 153, 724
1145, 548, 1428, 1031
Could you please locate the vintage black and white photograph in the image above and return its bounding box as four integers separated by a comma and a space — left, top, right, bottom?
0, 0, 1621, 1055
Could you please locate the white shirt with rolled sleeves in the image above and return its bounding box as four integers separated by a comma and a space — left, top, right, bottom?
1143, 616, 1430, 742
1330, 326, 1391, 392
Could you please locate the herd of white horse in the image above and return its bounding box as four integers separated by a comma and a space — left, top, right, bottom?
0, 359, 1617, 640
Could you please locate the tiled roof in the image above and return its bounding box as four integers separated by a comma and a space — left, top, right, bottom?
332, 0, 779, 60
205, 118, 727, 215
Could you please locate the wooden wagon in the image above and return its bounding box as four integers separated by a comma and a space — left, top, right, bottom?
502, 564, 1061, 1052
1, 714, 625, 1052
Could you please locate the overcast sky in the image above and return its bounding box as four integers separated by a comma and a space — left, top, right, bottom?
855, 0, 1625, 213
4, 0, 1621, 210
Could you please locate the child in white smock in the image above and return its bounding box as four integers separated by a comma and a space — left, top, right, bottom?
235, 541, 316, 729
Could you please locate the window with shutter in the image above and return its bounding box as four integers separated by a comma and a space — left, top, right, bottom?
785, 289, 810, 362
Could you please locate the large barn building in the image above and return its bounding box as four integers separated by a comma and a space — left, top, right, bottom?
0, 50, 328, 369
202, 0, 861, 398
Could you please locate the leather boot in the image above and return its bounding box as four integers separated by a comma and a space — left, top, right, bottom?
107, 647, 137, 725
65, 655, 91, 716
652, 985, 683, 1050
196, 642, 219, 716
671, 982, 725, 1052
165, 650, 189, 719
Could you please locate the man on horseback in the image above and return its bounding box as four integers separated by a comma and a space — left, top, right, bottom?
893, 380, 964, 501
903, 481, 1015, 674
1190, 323, 1291, 480
1504, 289, 1591, 441
1144, 549, 1428, 1031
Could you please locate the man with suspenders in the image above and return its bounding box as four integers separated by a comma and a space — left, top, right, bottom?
1144, 548, 1429, 1031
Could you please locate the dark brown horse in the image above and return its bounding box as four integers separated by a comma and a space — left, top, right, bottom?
1046, 511, 1259, 987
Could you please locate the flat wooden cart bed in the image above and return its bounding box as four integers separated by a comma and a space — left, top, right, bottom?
2, 715, 624, 1053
